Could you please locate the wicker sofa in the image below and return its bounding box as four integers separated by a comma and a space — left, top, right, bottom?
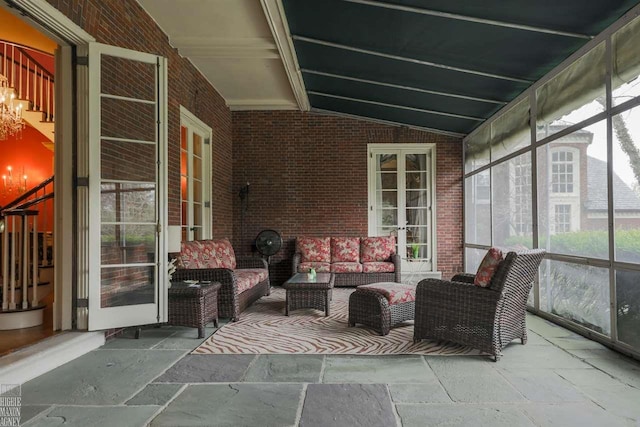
172, 238, 270, 321
292, 236, 401, 287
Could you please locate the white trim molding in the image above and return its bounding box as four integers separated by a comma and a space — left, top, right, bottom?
261, 0, 310, 111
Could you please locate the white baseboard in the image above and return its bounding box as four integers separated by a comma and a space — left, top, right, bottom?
0, 331, 105, 385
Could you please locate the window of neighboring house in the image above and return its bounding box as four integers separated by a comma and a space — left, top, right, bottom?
552, 150, 574, 193
555, 204, 572, 233
475, 173, 490, 204
513, 155, 532, 234
180, 107, 212, 241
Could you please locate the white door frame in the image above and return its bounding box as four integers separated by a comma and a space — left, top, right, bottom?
6, 0, 96, 330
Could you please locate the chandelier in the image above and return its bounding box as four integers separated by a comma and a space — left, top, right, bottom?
1, 166, 27, 196
0, 73, 24, 141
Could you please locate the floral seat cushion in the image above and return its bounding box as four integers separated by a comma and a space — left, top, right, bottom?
362, 262, 395, 273
234, 269, 268, 293
330, 262, 363, 273
297, 237, 331, 263
358, 282, 416, 305
298, 262, 331, 273
360, 236, 396, 262
331, 237, 360, 263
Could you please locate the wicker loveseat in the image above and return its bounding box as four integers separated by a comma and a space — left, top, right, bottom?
413, 249, 546, 361
172, 238, 270, 321
292, 236, 401, 287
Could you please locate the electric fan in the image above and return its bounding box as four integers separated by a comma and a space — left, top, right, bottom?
254, 229, 283, 263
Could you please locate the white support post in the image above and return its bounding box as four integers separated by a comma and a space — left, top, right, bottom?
32, 216, 38, 307
9, 216, 16, 310
2, 218, 8, 310
22, 216, 28, 309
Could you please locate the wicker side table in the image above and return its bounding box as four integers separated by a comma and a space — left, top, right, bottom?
168, 281, 221, 338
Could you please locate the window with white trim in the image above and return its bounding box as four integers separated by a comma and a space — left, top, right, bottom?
554, 204, 572, 233
552, 150, 574, 193
180, 107, 212, 241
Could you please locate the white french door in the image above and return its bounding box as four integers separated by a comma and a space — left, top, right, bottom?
368, 144, 436, 272
86, 43, 168, 330
180, 106, 212, 242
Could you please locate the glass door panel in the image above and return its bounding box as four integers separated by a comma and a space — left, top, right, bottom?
88, 42, 167, 331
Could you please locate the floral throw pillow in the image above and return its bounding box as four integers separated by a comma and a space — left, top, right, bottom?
360, 236, 396, 262
331, 237, 360, 263
474, 247, 504, 287
297, 237, 331, 263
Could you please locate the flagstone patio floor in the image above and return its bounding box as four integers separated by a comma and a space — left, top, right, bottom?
15, 313, 640, 426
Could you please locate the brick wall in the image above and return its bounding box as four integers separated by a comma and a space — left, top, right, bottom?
46, 0, 234, 238
232, 111, 464, 284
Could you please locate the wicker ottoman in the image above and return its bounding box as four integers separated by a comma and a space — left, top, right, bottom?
348, 282, 416, 336
168, 281, 221, 338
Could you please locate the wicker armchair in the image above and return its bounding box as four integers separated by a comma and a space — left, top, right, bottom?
413, 249, 546, 361
172, 257, 270, 322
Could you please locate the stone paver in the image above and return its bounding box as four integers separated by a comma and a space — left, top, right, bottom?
150, 383, 302, 427
99, 328, 176, 350
388, 381, 452, 403
498, 369, 586, 402
25, 405, 159, 427
323, 356, 435, 383
520, 402, 632, 427
300, 384, 396, 427
436, 372, 526, 403
243, 354, 323, 383
21, 349, 185, 405
577, 384, 640, 422
396, 403, 535, 427
19, 405, 51, 425
126, 383, 184, 406
154, 354, 255, 383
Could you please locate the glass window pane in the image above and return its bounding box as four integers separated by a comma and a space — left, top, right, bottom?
193, 180, 202, 203
465, 248, 486, 274
101, 140, 156, 182
100, 55, 155, 101
465, 125, 490, 174
537, 120, 608, 258
406, 172, 426, 189
101, 266, 155, 308
377, 191, 397, 208
380, 209, 397, 227
616, 269, 640, 349
491, 98, 530, 161
101, 183, 156, 223
181, 126, 187, 150
539, 259, 610, 336
180, 176, 187, 200
536, 43, 606, 140
193, 156, 202, 180
465, 172, 491, 245
492, 153, 532, 249
181, 202, 187, 227
194, 203, 202, 227
193, 133, 202, 156
377, 154, 397, 171
101, 224, 156, 265
612, 15, 640, 106
101, 98, 156, 142
612, 106, 640, 264
379, 173, 397, 189
181, 150, 188, 176
406, 154, 426, 171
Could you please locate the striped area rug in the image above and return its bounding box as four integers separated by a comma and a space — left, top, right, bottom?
194, 287, 482, 356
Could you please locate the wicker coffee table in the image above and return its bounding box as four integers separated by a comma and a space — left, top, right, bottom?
282, 272, 335, 316
168, 281, 221, 338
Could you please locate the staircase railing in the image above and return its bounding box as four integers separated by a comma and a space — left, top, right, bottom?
1, 40, 55, 121
1, 176, 54, 311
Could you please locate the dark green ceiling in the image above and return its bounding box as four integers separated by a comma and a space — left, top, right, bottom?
282, 0, 640, 136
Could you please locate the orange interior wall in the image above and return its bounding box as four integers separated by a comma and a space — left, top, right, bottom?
0, 126, 54, 231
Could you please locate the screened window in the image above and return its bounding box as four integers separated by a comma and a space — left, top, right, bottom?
513, 156, 532, 235
551, 151, 574, 193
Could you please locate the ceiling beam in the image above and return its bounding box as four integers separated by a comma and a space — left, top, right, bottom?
308, 91, 484, 121
311, 107, 466, 138
341, 0, 593, 40
302, 69, 507, 105
293, 35, 533, 84
170, 37, 279, 58
261, 0, 310, 111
